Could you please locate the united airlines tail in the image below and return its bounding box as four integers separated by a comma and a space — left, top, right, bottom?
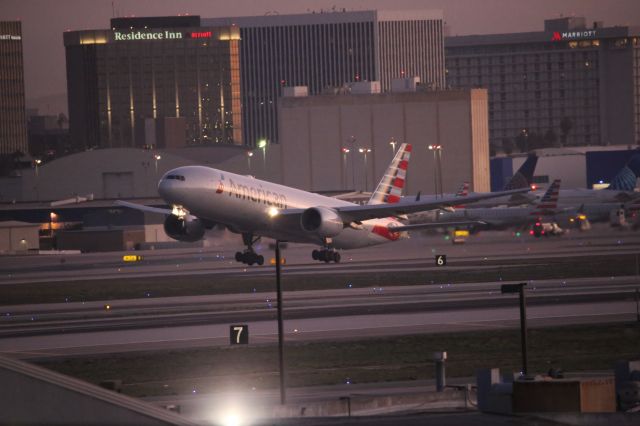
368, 143, 412, 205
608, 154, 640, 191
504, 154, 538, 190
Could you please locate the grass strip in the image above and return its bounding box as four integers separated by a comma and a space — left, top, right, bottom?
34, 321, 640, 398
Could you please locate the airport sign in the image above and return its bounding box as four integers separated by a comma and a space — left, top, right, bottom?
230, 324, 249, 345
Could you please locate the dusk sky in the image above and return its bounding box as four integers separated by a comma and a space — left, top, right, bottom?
2, 0, 640, 113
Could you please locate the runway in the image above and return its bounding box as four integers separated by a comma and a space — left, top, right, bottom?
1, 276, 637, 359
1, 226, 639, 360
1, 225, 640, 284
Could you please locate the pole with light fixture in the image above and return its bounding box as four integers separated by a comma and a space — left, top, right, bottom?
153, 154, 161, 175
358, 148, 372, 192
501, 283, 529, 377
390, 138, 397, 155
258, 139, 267, 170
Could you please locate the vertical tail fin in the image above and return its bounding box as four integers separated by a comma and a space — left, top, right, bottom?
531, 179, 561, 216
455, 182, 469, 197
608, 154, 640, 191
368, 143, 412, 205
504, 155, 538, 190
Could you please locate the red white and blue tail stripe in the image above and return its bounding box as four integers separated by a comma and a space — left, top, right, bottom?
368, 143, 412, 205
530, 179, 561, 216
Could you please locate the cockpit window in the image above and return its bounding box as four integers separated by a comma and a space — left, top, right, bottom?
165, 175, 185, 181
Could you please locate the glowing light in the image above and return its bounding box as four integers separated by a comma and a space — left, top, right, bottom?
257, 139, 267, 149
267, 207, 279, 217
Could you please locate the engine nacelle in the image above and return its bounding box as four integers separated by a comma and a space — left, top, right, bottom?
164, 215, 205, 242
300, 206, 344, 238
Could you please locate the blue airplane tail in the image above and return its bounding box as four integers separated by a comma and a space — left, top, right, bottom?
503, 155, 538, 190
609, 154, 640, 191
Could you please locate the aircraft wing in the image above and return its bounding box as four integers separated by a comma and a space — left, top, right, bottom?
327, 187, 531, 223
389, 220, 487, 232
115, 200, 172, 215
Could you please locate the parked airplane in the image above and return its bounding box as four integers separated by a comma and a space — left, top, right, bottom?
118, 144, 529, 265
534, 154, 640, 206
409, 179, 563, 234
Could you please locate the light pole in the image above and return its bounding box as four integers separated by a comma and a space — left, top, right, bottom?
258, 139, 267, 170
390, 138, 397, 155
341, 148, 350, 190
153, 154, 161, 175
348, 136, 356, 190
428, 145, 442, 198
34, 159, 42, 201
358, 148, 372, 192
247, 151, 254, 171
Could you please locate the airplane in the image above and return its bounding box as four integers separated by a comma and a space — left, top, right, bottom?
531, 154, 640, 206
118, 143, 530, 265
408, 179, 563, 234
406, 154, 539, 208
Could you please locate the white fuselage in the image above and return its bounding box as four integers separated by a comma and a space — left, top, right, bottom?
158, 166, 405, 249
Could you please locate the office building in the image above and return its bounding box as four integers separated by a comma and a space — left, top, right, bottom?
205, 10, 445, 146
0, 21, 28, 155
446, 17, 640, 151
64, 16, 242, 151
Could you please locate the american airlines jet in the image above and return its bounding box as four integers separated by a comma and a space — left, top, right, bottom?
118, 144, 528, 265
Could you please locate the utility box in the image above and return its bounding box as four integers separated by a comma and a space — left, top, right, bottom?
513, 378, 616, 413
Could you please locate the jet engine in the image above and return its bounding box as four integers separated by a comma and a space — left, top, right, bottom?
164, 215, 205, 242
300, 207, 344, 238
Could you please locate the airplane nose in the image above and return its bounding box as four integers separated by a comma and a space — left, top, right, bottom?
158, 171, 180, 202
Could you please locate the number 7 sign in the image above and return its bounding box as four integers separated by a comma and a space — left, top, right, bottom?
230, 324, 249, 344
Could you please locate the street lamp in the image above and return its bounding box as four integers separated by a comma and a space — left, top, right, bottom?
348, 136, 356, 190
153, 154, 161, 175
257, 139, 268, 169
34, 159, 42, 201
358, 148, 372, 192
341, 147, 350, 190
390, 138, 397, 155
247, 151, 254, 171
428, 144, 443, 198
34, 159, 42, 176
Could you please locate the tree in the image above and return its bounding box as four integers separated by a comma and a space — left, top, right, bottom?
560, 117, 573, 145
501, 138, 514, 155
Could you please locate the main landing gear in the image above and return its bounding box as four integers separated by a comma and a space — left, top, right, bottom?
312, 249, 341, 263
235, 233, 264, 266
312, 238, 341, 263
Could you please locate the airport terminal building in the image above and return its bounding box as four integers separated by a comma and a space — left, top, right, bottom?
64, 16, 242, 151
445, 17, 640, 150
205, 10, 446, 146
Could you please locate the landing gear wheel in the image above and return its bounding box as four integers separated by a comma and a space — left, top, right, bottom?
257, 255, 264, 266
235, 252, 243, 262
311, 249, 341, 263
